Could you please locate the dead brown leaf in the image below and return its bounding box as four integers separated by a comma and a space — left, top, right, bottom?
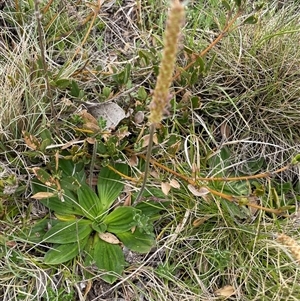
214, 285, 235, 297
187, 185, 210, 197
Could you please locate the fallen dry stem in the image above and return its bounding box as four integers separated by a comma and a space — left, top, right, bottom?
172, 6, 243, 81
69, 0, 102, 64
125, 152, 290, 215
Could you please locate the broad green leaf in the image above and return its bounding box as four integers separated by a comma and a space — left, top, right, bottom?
221, 199, 249, 220
92, 221, 107, 233
55, 213, 77, 221
58, 159, 85, 180
133, 187, 166, 203
222, 180, 250, 196
60, 176, 82, 192
83, 236, 95, 279
43, 220, 92, 244
102, 86, 112, 98
93, 234, 125, 284
78, 183, 101, 219
39, 190, 83, 216
97, 164, 127, 211
44, 238, 87, 264
135, 201, 170, 221
117, 228, 155, 253
195, 56, 206, 73
103, 207, 140, 234
22, 219, 60, 243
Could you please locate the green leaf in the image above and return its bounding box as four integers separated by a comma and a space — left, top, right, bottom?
37, 187, 83, 216
92, 221, 107, 233
222, 0, 231, 11
78, 183, 101, 219
292, 154, 300, 165
98, 164, 127, 211
70, 80, 81, 97
195, 56, 205, 73
52, 78, 71, 89
137, 86, 148, 100
205, 53, 216, 73
190, 69, 200, 85
133, 187, 166, 203
102, 86, 112, 98
44, 240, 85, 264
59, 176, 82, 191
103, 207, 140, 234
117, 228, 155, 253
243, 15, 258, 25
43, 220, 92, 244
92, 234, 125, 284
22, 219, 60, 243
135, 201, 170, 221
234, 0, 242, 7
59, 159, 85, 180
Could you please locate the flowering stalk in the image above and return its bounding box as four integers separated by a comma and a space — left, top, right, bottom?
148, 0, 185, 125
135, 0, 185, 203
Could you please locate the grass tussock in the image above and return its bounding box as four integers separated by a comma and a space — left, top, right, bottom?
194, 4, 300, 178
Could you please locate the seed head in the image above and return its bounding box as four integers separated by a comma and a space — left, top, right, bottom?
148, 0, 185, 125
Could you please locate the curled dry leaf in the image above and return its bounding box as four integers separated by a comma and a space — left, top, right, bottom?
181, 90, 192, 103
123, 193, 131, 206
77, 109, 98, 125
192, 216, 212, 227
86, 137, 96, 145
187, 185, 210, 197
169, 179, 180, 189
128, 155, 138, 167
140, 133, 158, 147
83, 122, 100, 132
150, 170, 159, 178
115, 127, 131, 140
22, 131, 40, 150
31, 192, 56, 200
98, 232, 120, 245
220, 121, 231, 140
161, 182, 171, 196
214, 285, 235, 297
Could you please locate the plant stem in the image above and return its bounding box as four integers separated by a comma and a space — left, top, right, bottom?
134, 123, 155, 203
34, 0, 55, 116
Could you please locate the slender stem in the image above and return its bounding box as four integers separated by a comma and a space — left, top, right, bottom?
89, 141, 98, 187
34, 0, 55, 116
134, 123, 155, 203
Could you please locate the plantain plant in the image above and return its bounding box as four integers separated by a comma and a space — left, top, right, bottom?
29, 159, 166, 284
